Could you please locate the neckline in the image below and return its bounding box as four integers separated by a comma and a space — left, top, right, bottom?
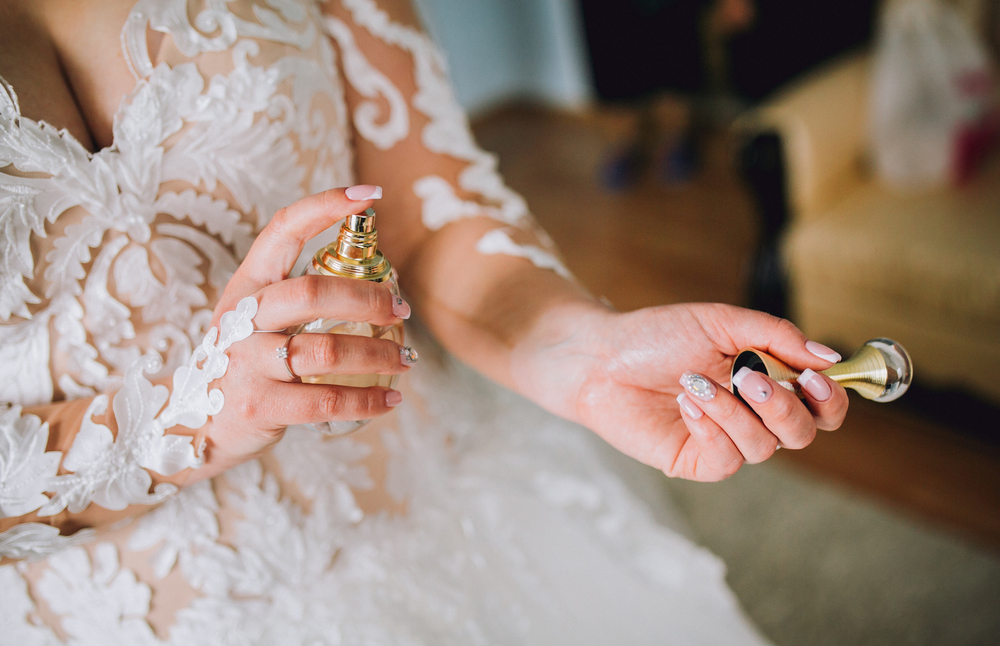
0, 74, 115, 158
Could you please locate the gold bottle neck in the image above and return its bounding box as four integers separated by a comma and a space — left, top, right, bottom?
312, 208, 393, 282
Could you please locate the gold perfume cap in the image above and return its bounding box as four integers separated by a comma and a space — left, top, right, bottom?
731, 338, 913, 405
312, 208, 393, 282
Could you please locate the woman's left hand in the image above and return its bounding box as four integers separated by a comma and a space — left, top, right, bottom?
512, 301, 849, 482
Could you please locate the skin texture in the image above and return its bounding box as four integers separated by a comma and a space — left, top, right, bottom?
0, 0, 849, 548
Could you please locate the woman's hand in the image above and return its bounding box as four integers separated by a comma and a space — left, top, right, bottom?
194, 186, 414, 479
512, 301, 849, 482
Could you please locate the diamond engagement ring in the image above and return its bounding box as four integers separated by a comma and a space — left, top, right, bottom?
278, 333, 301, 382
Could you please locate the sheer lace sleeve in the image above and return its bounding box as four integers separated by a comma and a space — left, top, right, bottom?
320, 0, 572, 280
0, 295, 257, 562
0, 76, 263, 560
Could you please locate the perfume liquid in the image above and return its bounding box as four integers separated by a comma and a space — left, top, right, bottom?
296, 208, 404, 433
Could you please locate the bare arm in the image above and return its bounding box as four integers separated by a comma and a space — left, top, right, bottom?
321, 0, 591, 388
323, 0, 850, 481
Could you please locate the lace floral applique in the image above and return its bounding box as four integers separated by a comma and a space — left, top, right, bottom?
2, 10, 339, 401
158, 460, 352, 645
123, 0, 318, 79
0, 523, 95, 562
476, 229, 573, 280
0, 564, 61, 644
38, 296, 258, 516
272, 425, 373, 522
335, 0, 572, 280
325, 17, 410, 150
0, 406, 61, 518
36, 543, 160, 644
128, 480, 220, 580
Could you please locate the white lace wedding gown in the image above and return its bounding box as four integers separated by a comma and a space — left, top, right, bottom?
0, 1, 771, 643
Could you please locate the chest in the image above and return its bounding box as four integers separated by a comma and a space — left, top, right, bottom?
0, 0, 355, 405
0, 0, 138, 151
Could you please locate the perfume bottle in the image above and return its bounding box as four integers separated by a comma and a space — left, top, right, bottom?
296, 207, 404, 435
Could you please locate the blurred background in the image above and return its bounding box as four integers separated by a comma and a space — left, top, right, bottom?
413, 0, 1000, 644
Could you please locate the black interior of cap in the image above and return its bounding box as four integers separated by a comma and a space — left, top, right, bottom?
732, 351, 769, 406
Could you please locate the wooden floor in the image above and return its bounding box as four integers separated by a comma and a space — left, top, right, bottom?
473, 104, 1000, 551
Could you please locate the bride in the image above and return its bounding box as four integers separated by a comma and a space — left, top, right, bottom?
0, 0, 848, 643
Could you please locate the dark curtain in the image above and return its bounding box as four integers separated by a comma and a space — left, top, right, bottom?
728, 0, 877, 100
579, 0, 707, 102
579, 0, 878, 103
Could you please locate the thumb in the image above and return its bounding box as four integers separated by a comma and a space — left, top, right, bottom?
706, 305, 842, 371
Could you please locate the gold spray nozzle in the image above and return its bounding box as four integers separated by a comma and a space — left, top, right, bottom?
313, 208, 393, 282
731, 338, 913, 405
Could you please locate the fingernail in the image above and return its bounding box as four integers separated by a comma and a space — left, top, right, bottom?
386, 390, 403, 407
676, 393, 705, 420
798, 368, 832, 402
732, 367, 772, 404
392, 297, 411, 320
400, 346, 419, 366
680, 372, 717, 401
806, 340, 841, 363
345, 184, 383, 201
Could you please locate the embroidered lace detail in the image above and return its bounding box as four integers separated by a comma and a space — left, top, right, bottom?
341, 0, 528, 225
123, 0, 318, 79
0, 523, 95, 561
0, 564, 61, 644
476, 228, 572, 280
0, 3, 768, 643
2, 1, 352, 404
0, 407, 61, 518
128, 480, 220, 580
272, 425, 373, 521
38, 296, 258, 516
324, 17, 409, 150
336, 0, 569, 278
37, 543, 160, 644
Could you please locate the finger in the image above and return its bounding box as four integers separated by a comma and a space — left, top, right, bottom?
675, 393, 745, 481
252, 332, 416, 382
679, 372, 779, 464
731, 367, 818, 450
797, 369, 849, 431
253, 274, 407, 331
704, 305, 843, 373
256, 382, 402, 427
221, 185, 383, 305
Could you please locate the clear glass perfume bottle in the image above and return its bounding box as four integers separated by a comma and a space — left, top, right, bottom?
297, 208, 404, 435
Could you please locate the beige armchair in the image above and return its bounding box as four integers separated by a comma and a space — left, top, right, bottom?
737, 51, 1000, 404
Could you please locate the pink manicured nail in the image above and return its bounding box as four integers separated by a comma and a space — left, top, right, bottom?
798, 368, 832, 402
392, 297, 411, 320
345, 184, 383, 201
400, 346, 419, 366
732, 367, 772, 404
386, 390, 403, 407
676, 393, 705, 420
806, 340, 841, 363
680, 372, 717, 401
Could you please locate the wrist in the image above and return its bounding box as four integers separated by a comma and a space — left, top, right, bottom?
509, 297, 618, 420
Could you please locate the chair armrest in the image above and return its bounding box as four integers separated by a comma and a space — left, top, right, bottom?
735, 51, 871, 221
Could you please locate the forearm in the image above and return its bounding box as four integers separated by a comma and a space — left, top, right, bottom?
400, 216, 608, 392
323, 0, 612, 389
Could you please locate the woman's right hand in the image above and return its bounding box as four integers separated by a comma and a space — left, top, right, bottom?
190, 186, 413, 479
